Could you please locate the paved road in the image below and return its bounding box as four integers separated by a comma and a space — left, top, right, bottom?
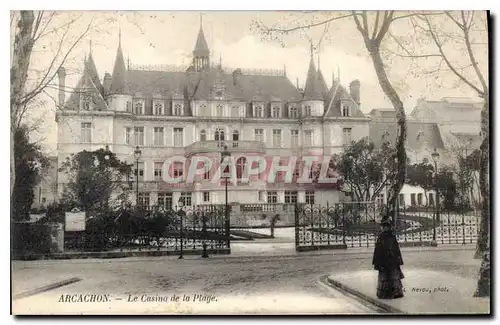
12, 249, 480, 315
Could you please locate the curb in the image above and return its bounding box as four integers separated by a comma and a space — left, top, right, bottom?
13, 277, 81, 300
326, 276, 405, 314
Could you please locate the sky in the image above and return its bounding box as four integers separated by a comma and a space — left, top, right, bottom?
18, 11, 486, 154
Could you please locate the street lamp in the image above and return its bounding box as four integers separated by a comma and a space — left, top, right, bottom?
177, 198, 185, 259
431, 148, 440, 246
221, 145, 231, 249
133, 146, 142, 208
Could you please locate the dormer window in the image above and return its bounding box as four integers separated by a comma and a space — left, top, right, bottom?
81, 94, 91, 110
216, 104, 224, 117
342, 105, 350, 117
174, 103, 182, 116
304, 105, 312, 117
134, 101, 144, 115
153, 101, 164, 115
199, 103, 208, 116
254, 105, 263, 118
289, 105, 298, 118
82, 99, 90, 111
272, 105, 281, 118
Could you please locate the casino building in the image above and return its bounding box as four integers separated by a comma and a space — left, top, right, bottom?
55, 21, 371, 209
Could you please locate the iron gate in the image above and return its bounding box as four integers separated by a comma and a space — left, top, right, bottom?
294, 202, 480, 252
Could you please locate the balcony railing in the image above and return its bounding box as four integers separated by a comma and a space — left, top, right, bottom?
185, 140, 266, 156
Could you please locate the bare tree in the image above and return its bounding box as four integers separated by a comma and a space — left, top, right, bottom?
10, 11, 116, 204
253, 11, 413, 225
388, 10, 489, 296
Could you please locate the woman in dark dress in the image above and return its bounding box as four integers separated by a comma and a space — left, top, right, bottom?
372, 218, 405, 299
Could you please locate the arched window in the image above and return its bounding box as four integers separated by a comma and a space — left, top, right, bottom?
134, 101, 143, 115
200, 130, 207, 142
236, 157, 247, 179
215, 128, 225, 141
272, 106, 280, 118
254, 105, 263, 118
174, 104, 182, 116
232, 130, 239, 148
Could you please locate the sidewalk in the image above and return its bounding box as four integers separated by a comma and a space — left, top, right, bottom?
327, 269, 490, 314
229, 242, 477, 258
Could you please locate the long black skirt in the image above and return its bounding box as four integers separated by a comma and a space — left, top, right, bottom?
376, 267, 404, 299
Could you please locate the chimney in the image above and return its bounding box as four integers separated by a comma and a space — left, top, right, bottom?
349, 79, 360, 105
103, 72, 112, 96
232, 68, 242, 87
57, 67, 66, 109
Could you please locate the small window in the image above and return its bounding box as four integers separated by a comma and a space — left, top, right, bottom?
154, 162, 163, 181
305, 191, 315, 205
180, 192, 192, 206
81, 122, 92, 143
289, 106, 298, 118
200, 130, 207, 142
203, 192, 210, 202
138, 192, 150, 209
267, 191, 278, 203
291, 130, 299, 147
304, 105, 312, 117
398, 194, 405, 207
417, 193, 423, 206
255, 129, 264, 142
153, 127, 164, 146
174, 103, 182, 116
216, 104, 224, 117
343, 128, 352, 146
254, 105, 263, 118
173, 162, 184, 178
134, 101, 144, 115
126, 101, 132, 113
284, 191, 297, 204
411, 193, 416, 206
272, 106, 280, 118
154, 101, 163, 115
342, 105, 350, 117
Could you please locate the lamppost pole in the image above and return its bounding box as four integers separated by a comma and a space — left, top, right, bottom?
133, 146, 141, 207
431, 148, 440, 246
221, 145, 231, 250
177, 199, 185, 259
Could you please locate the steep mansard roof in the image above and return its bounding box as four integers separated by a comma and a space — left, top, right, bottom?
369, 120, 445, 150
126, 67, 303, 103
324, 81, 365, 118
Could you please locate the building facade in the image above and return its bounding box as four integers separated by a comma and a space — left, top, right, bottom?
55, 24, 370, 208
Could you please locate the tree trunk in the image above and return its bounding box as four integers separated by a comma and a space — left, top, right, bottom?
475, 99, 489, 259
368, 47, 407, 225
474, 98, 490, 297
10, 10, 35, 209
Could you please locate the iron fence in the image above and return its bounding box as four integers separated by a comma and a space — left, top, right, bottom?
64, 204, 231, 255
294, 202, 480, 251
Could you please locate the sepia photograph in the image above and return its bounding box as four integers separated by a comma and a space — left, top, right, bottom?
9, 8, 491, 316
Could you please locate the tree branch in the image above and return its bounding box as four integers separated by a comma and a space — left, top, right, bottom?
423, 14, 484, 96
257, 13, 354, 34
